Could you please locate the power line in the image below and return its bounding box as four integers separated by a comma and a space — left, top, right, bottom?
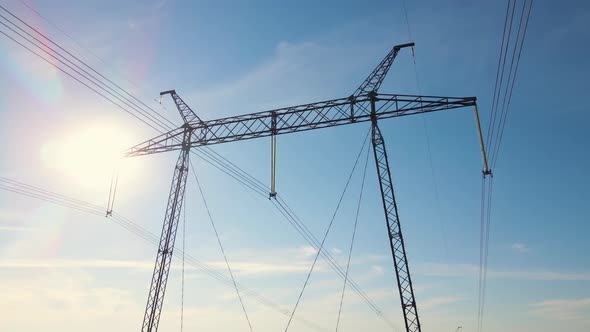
0, 7, 174, 132
190, 160, 254, 332
487, 0, 517, 155
479, 177, 494, 332
191, 146, 393, 326
1, 3, 176, 129
490, 0, 534, 168
486, 0, 515, 149
0, 176, 329, 332
190, 149, 397, 327
476, 175, 487, 332
15, 0, 167, 117
335, 142, 370, 332
478, 2, 533, 331
180, 187, 186, 332
0, 4, 268, 198
490, 0, 525, 164
0, 28, 163, 132
271, 196, 394, 328
399, 0, 450, 260
0, 6, 394, 326
476, 175, 494, 332
284, 131, 370, 332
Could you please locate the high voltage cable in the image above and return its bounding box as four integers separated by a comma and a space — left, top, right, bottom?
0, 177, 329, 332
478, 1, 533, 331
491, 0, 525, 164
486, 0, 514, 150
479, 2, 515, 330
16, 0, 167, 118
0, 12, 172, 133
476, 176, 487, 332
476, 175, 494, 332
271, 196, 394, 328
0, 10, 171, 132
161, 92, 394, 326
399, 0, 451, 260
284, 131, 371, 332
490, 0, 534, 168
0, 5, 270, 197
0, 5, 393, 326
479, 177, 494, 332
486, 0, 517, 153
0, 5, 269, 196
190, 160, 254, 332
197, 147, 268, 196
180, 189, 186, 332
335, 143, 371, 332
0, 28, 163, 133
485, 0, 533, 167
0, 4, 176, 129
194, 146, 398, 329
0, 179, 268, 316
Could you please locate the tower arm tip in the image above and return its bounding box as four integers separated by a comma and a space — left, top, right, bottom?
160, 89, 176, 96
393, 42, 415, 50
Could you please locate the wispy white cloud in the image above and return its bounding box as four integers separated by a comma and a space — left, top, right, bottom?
190, 40, 377, 119
0, 270, 140, 332
6, 257, 589, 282
511, 243, 531, 253
0, 257, 319, 276
0, 226, 39, 232
420, 295, 463, 311
299, 245, 319, 257
0, 265, 402, 332
531, 298, 590, 321
0, 258, 152, 270
218, 261, 316, 276
0, 207, 28, 222
370, 265, 385, 276
417, 263, 590, 281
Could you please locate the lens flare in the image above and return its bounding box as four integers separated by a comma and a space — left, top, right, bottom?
0, 13, 64, 104
40, 122, 141, 190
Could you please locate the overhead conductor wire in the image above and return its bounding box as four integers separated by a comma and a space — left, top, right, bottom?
190, 160, 254, 332
399, 0, 450, 258
284, 129, 370, 332
490, 0, 534, 168
0, 3, 393, 328
477, 1, 533, 332
0, 176, 328, 332
335, 141, 371, 332
181, 190, 186, 332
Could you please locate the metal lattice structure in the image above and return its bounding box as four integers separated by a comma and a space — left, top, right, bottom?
125, 93, 474, 158
352, 42, 415, 97
141, 128, 192, 332
127, 42, 477, 332
371, 110, 421, 332
159, 90, 204, 124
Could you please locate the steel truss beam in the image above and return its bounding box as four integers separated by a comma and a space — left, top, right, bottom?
126, 93, 475, 157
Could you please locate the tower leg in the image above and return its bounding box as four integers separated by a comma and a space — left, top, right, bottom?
371, 120, 422, 332
141, 129, 192, 332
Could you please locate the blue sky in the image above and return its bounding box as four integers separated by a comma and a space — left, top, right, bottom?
0, 0, 589, 331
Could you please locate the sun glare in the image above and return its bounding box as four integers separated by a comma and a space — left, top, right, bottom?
41, 123, 141, 190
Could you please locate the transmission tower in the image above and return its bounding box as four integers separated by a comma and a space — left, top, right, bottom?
120, 42, 488, 332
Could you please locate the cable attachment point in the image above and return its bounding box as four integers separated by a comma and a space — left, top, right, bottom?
474, 103, 492, 176
106, 165, 120, 218
270, 112, 278, 199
